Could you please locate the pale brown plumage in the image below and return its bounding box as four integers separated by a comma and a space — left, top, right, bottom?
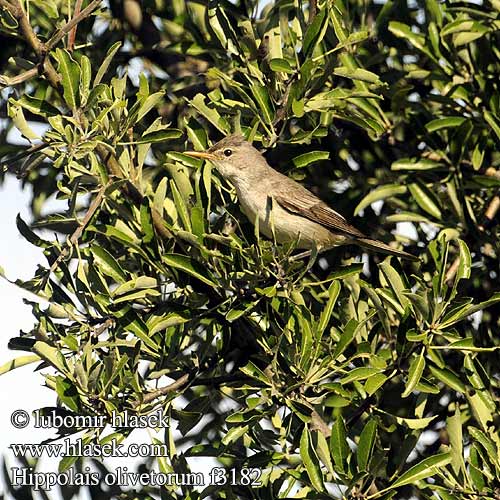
185, 135, 418, 261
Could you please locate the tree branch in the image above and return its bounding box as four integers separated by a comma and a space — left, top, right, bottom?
444, 256, 460, 286
46, 0, 102, 51
308, 0, 318, 26
135, 374, 190, 407
4, 0, 60, 87
67, 0, 84, 51
0, 67, 38, 86
48, 182, 110, 276
478, 168, 500, 232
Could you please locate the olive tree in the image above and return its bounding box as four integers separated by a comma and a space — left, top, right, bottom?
0, 0, 499, 499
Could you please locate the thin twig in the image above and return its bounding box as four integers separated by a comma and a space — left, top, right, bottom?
2, 142, 50, 164
4, 0, 60, 87
444, 256, 460, 285
271, 77, 295, 129
136, 374, 190, 406
485, 196, 500, 220
479, 195, 500, 230
0, 0, 17, 13
46, 0, 102, 51
478, 168, 500, 232
308, 0, 317, 26
135, 372, 252, 408
0, 67, 38, 86
67, 0, 84, 51
310, 409, 331, 437
48, 182, 110, 275
92, 318, 114, 337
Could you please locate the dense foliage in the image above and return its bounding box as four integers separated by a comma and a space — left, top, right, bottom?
1, 0, 499, 499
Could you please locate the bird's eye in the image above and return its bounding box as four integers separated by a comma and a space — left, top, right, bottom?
223, 148, 233, 157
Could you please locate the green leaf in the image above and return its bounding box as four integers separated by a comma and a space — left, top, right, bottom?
341, 367, 382, 384
456, 239, 471, 283
0, 6, 18, 28
162, 254, 217, 288
316, 431, 334, 476
269, 58, 294, 73
365, 373, 388, 395
447, 406, 464, 474
191, 94, 230, 133
391, 158, 443, 171
250, 84, 274, 124
79, 55, 92, 104
90, 246, 127, 284
207, 3, 238, 54
170, 179, 192, 231
426, 117, 466, 132
31, 0, 58, 18
379, 260, 409, 310
354, 184, 407, 215
303, 8, 327, 56
317, 280, 340, 336
468, 427, 498, 464
147, 312, 189, 335
394, 414, 438, 430
388, 452, 451, 489
0, 355, 41, 376
8, 102, 40, 140
300, 426, 325, 491
329, 5, 348, 43
94, 41, 121, 86
484, 111, 500, 142
332, 319, 357, 360
137, 91, 165, 122
239, 361, 271, 385
409, 182, 442, 219
330, 417, 349, 473
118, 310, 159, 351
328, 264, 364, 280
135, 129, 183, 144
357, 419, 377, 471
438, 292, 500, 329
113, 276, 158, 297
429, 365, 466, 393
388, 22, 437, 62
54, 49, 81, 109
12, 95, 60, 117
16, 214, 50, 248
55, 377, 79, 411
292, 151, 330, 168
334, 67, 382, 84
467, 393, 494, 432
32, 342, 69, 376
402, 348, 426, 398
222, 425, 249, 445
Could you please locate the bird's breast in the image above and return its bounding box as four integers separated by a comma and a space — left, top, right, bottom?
235, 185, 341, 249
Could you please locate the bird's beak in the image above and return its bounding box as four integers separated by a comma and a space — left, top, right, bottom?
184, 151, 217, 161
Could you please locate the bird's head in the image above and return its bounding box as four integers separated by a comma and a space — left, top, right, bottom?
184, 134, 265, 182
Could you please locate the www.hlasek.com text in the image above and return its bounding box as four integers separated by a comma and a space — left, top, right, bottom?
10, 438, 168, 458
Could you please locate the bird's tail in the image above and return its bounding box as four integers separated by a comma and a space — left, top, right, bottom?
356, 237, 419, 261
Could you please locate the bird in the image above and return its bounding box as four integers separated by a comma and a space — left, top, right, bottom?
185, 134, 418, 261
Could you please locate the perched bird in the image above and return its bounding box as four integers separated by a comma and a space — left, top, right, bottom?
185, 135, 417, 261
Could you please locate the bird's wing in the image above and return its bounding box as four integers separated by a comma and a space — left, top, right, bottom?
274, 189, 366, 239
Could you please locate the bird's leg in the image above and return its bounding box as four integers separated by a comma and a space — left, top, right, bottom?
290, 244, 319, 271
289, 250, 312, 261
